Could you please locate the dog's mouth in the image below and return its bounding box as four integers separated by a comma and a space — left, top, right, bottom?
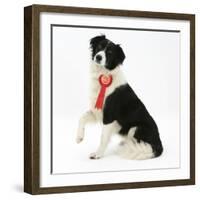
94, 59, 106, 68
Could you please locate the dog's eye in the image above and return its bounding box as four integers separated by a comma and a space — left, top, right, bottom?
107, 50, 112, 54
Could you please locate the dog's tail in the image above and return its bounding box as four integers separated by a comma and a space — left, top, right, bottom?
118, 139, 154, 160
117, 128, 162, 160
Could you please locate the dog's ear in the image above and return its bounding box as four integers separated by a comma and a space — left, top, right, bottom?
90, 35, 106, 49
116, 44, 126, 64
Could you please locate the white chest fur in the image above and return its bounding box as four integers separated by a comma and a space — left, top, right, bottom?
89, 62, 127, 122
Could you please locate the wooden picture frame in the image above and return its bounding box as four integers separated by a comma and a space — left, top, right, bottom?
24, 4, 195, 194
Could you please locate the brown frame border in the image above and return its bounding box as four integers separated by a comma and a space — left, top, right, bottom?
24, 4, 195, 194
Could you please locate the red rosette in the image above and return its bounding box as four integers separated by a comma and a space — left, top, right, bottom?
95, 75, 113, 109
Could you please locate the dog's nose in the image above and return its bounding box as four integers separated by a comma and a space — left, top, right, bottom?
96, 55, 102, 62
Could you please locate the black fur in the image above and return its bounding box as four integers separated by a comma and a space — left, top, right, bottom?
103, 84, 163, 157
90, 35, 106, 58
90, 35, 125, 70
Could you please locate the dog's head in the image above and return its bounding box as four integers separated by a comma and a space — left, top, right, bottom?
90, 35, 125, 70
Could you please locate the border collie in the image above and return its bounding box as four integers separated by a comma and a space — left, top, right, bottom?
76, 35, 163, 160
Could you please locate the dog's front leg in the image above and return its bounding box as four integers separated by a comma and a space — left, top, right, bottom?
90, 123, 115, 159
76, 110, 96, 143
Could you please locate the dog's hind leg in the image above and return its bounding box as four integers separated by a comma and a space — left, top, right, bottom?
76, 110, 96, 143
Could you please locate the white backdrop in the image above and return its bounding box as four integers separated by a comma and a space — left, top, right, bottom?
52, 25, 180, 174
0, 0, 200, 200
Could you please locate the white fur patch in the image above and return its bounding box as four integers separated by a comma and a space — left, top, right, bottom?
118, 127, 154, 160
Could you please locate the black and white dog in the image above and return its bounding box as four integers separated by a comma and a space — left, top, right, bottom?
76, 35, 163, 160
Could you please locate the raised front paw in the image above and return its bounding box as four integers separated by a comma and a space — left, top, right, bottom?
76, 135, 84, 144
89, 152, 102, 159
76, 128, 84, 144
